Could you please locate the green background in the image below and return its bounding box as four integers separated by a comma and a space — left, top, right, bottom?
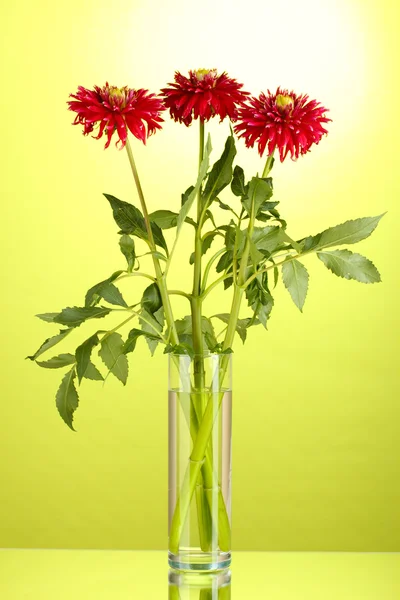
1, 0, 399, 550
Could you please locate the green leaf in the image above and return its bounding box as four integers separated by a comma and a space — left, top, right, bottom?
249, 238, 264, 265
123, 328, 159, 355
252, 226, 283, 255
189, 231, 218, 265
216, 251, 233, 273
242, 176, 273, 218
150, 251, 168, 262
203, 135, 236, 203
153, 306, 165, 328
231, 165, 247, 197
251, 296, 274, 328
302, 214, 385, 252
317, 249, 381, 283
139, 309, 163, 356
98, 283, 128, 307
174, 316, 192, 336
99, 332, 129, 385
149, 210, 179, 229
85, 271, 124, 307
282, 259, 309, 312
36, 353, 76, 369
204, 209, 217, 229
281, 231, 302, 253
55, 367, 79, 431
83, 362, 103, 381
141, 282, 162, 315
164, 343, 195, 359
181, 185, 195, 207
176, 135, 212, 235
119, 235, 135, 272
212, 314, 251, 343
201, 317, 218, 350
104, 194, 146, 236
36, 313, 59, 323
75, 334, 100, 383
27, 328, 73, 361
151, 222, 169, 255
54, 306, 111, 328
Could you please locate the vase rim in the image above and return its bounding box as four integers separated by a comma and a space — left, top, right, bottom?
168, 352, 232, 358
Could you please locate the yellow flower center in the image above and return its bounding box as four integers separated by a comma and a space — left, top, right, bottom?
108, 86, 129, 107
194, 68, 217, 81
276, 94, 294, 115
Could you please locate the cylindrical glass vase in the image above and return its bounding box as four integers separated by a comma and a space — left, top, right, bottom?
168, 353, 232, 572
168, 568, 231, 599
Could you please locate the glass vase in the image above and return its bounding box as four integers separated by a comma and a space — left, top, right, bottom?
168, 353, 232, 572
168, 568, 232, 599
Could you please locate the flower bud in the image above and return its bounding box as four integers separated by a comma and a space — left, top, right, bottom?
275, 93, 294, 116
193, 68, 217, 81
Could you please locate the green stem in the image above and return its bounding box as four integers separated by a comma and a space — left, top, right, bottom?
223, 151, 275, 351
189, 118, 210, 548
191, 118, 206, 379
125, 137, 179, 346
168, 290, 192, 300
201, 248, 227, 294
202, 273, 233, 300
116, 272, 156, 283
244, 250, 309, 288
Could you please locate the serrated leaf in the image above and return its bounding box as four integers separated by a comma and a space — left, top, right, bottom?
149, 210, 179, 229
174, 316, 193, 336
36, 353, 76, 369
252, 226, 283, 254
302, 214, 385, 252
55, 367, 79, 431
242, 176, 273, 218
119, 235, 135, 271
203, 135, 236, 202
123, 328, 160, 354
75, 334, 100, 383
99, 332, 128, 385
83, 362, 104, 381
98, 283, 128, 307
104, 194, 147, 236
54, 306, 111, 327
27, 328, 73, 361
282, 259, 309, 312
85, 271, 124, 307
317, 249, 381, 283
36, 313, 59, 323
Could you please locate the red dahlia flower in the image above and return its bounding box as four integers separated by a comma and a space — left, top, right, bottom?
234, 88, 331, 162
67, 83, 165, 149
161, 69, 249, 126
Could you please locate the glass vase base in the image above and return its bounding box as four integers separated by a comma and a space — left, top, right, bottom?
168, 550, 231, 572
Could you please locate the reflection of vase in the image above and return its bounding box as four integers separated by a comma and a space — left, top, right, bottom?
169, 568, 232, 599
168, 353, 232, 572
